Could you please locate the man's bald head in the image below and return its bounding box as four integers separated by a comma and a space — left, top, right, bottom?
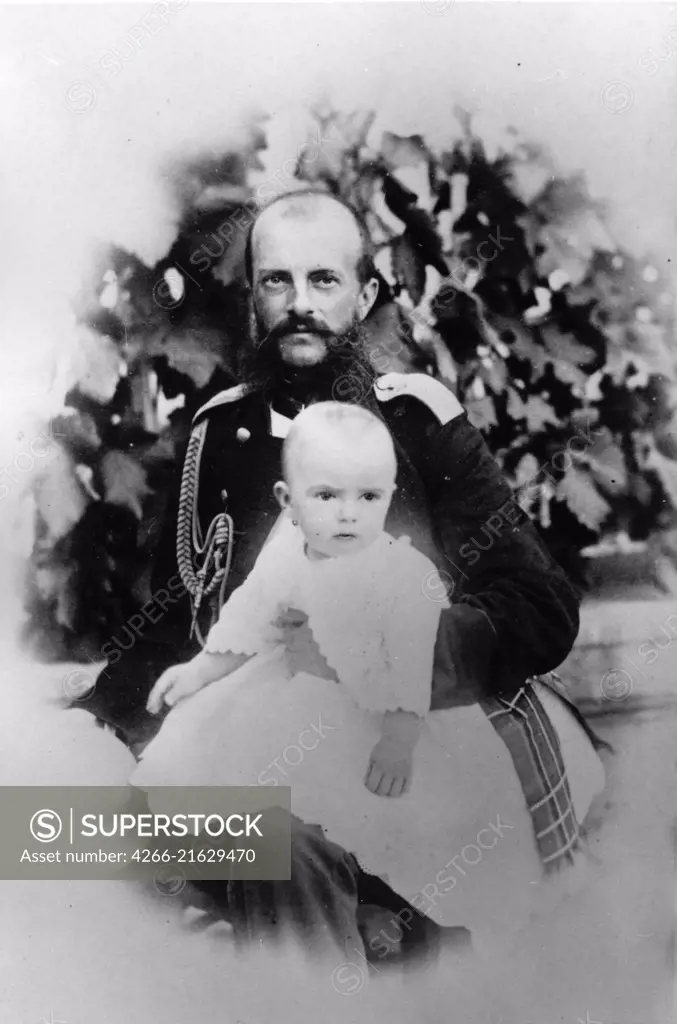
245, 190, 376, 286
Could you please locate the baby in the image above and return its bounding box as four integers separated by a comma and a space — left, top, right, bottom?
137, 403, 605, 941
147, 402, 434, 797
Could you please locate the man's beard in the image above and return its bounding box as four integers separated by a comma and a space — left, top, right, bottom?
238, 311, 377, 408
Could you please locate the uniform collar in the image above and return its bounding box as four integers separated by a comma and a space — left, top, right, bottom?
269, 405, 295, 439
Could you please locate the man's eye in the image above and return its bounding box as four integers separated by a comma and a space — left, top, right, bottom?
312, 272, 339, 288
262, 274, 286, 288
316, 491, 335, 501
361, 492, 381, 502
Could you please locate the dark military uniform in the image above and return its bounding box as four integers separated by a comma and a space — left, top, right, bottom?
80, 372, 584, 956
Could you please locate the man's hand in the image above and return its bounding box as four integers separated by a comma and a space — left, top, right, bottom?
365, 735, 414, 797
274, 608, 338, 681
146, 663, 207, 714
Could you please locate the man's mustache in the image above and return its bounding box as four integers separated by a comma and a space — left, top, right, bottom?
261, 315, 333, 346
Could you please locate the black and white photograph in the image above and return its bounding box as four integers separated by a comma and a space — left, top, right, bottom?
0, 2, 675, 1021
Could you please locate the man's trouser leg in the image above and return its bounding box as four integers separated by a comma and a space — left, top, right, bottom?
76, 649, 174, 750
226, 815, 365, 963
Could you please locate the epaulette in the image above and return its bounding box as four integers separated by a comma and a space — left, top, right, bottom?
374, 372, 464, 426
192, 383, 251, 426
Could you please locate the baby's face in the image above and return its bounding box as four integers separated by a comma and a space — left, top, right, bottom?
287, 431, 396, 559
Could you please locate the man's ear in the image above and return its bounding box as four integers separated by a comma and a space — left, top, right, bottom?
356, 277, 379, 322
273, 481, 291, 510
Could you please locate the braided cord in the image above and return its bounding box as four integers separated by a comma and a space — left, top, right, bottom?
176, 419, 234, 646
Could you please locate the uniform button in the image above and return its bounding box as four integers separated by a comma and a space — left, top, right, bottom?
236, 427, 251, 442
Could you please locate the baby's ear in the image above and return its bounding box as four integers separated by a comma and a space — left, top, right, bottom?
273, 481, 291, 510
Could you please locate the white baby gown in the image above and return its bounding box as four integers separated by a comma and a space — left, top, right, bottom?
133, 517, 604, 942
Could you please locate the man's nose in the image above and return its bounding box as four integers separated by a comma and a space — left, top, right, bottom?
289, 277, 312, 316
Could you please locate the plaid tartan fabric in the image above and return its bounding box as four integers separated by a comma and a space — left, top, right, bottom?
479, 679, 580, 871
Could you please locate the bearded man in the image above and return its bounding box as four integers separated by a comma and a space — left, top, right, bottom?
77, 190, 599, 965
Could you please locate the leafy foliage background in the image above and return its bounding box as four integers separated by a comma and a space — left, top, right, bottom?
22, 106, 677, 663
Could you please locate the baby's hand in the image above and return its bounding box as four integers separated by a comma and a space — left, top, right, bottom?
365, 736, 414, 797
146, 663, 207, 714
